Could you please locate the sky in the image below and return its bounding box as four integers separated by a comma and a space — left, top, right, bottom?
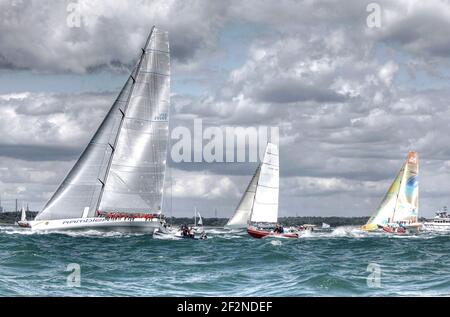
1, 0, 450, 218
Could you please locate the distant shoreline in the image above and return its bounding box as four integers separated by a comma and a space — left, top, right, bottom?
0, 212, 370, 226
0, 212, 427, 227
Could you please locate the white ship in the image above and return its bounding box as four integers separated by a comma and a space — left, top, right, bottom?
423, 207, 450, 232
23, 26, 171, 233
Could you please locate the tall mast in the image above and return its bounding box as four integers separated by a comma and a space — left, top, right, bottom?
194, 206, 197, 226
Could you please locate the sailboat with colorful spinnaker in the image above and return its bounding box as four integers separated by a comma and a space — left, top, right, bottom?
361, 151, 421, 234
23, 27, 171, 233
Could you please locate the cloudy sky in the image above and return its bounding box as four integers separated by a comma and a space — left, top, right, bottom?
1, 0, 449, 218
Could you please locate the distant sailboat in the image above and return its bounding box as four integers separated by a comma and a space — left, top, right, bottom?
26, 26, 171, 233
197, 212, 203, 227
17, 206, 30, 228
193, 208, 204, 232
362, 151, 421, 234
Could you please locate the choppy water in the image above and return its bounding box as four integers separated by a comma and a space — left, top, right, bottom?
0, 224, 449, 296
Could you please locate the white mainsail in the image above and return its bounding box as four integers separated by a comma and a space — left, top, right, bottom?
20, 207, 26, 222
36, 27, 170, 221
197, 212, 203, 226
363, 151, 419, 230
250, 143, 279, 223
225, 165, 261, 228
392, 152, 419, 222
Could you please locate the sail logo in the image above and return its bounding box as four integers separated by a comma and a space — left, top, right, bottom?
62, 218, 107, 225
154, 113, 168, 121
405, 176, 418, 201
66, 263, 81, 288
171, 119, 279, 163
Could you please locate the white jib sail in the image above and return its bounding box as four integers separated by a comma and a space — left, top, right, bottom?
249, 143, 279, 224
225, 165, 261, 228
21, 207, 26, 222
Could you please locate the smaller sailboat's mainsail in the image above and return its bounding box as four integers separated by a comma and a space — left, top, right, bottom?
363, 151, 419, 230
225, 166, 261, 228
20, 207, 26, 222
249, 143, 279, 224
197, 212, 203, 227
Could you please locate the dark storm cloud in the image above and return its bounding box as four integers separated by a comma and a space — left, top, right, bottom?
377, 1, 450, 59
254, 80, 347, 104
0, 144, 80, 161
0, 0, 230, 73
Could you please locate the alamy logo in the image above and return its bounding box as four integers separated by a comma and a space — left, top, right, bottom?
170, 119, 279, 163
366, 3, 382, 28
66, 263, 81, 287
154, 113, 168, 121
366, 263, 381, 288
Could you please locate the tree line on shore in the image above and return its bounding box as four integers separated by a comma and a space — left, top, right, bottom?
0, 212, 429, 227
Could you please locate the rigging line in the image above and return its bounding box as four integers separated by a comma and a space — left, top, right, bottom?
256, 184, 279, 189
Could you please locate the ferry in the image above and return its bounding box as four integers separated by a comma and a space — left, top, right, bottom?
423, 207, 450, 232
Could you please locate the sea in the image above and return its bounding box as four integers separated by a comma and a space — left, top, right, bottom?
0, 225, 449, 297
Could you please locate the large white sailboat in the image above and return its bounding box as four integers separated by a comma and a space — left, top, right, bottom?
226, 143, 297, 238
24, 27, 171, 233
362, 151, 421, 234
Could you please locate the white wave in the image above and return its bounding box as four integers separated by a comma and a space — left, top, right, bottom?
153, 232, 182, 240
0, 226, 37, 235
270, 240, 282, 246
329, 226, 369, 238
217, 234, 244, 240
298, 230, 314, 238
0, 225, 146, 238
209, 227, 245, 235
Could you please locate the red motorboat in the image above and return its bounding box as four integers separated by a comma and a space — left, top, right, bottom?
247, 226, 298, 239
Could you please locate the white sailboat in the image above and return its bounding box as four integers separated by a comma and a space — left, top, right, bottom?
190, 207, 204, 233
226, 143, 297, 238
362, 151, 421, 234
195, 210, 203, 230
17, 206, 30, 228
25, 26, 171, 233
